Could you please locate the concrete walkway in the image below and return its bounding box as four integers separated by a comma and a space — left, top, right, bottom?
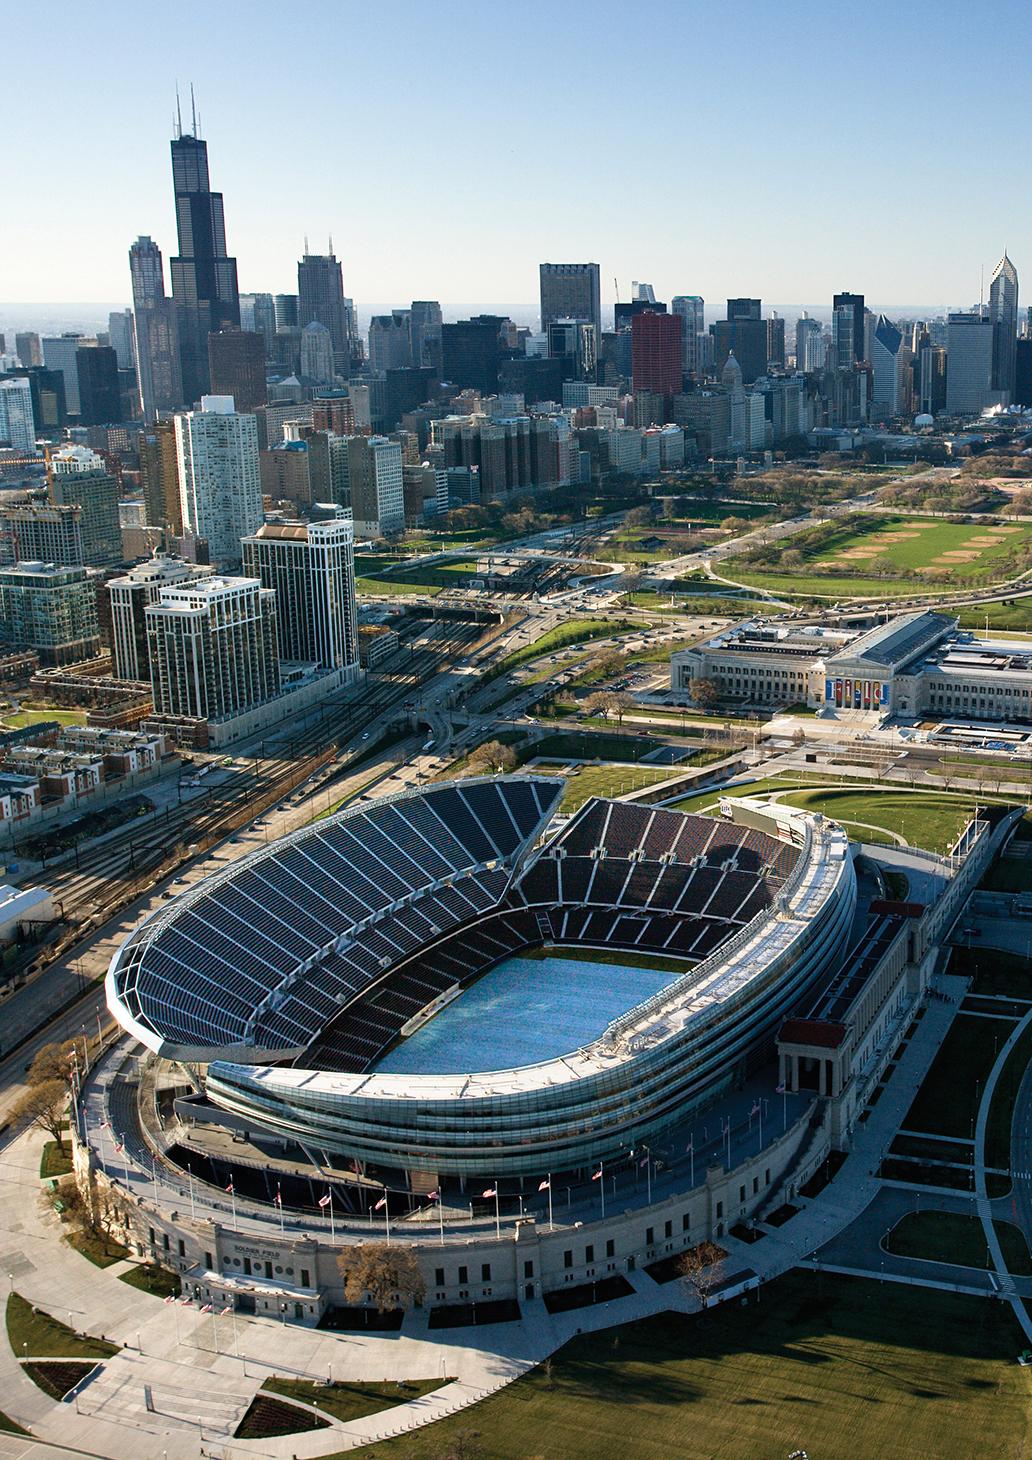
0, 970, 996, 1459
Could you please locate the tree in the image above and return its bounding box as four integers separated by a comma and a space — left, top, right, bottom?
583, 691, 617, 721
436, 1430, 484, 1460
677, 1240, 726, 1310
339, 1242, 425, 1313
610, 692, 636, 726
687, 677, 720, 712
14, 1079, 69, 1151
26, 1041, 77, 1088
466, 740, 517, 776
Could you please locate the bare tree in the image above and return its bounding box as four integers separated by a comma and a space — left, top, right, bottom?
466, 740, 518, 776
338, 1242, 426, 1313
14, 1079, 69, 1150
687, 677, 720, 713
610, 692, 636, 726
26, 1041, 77, 1088
436, 1430, 484, 1460
677, 1241, 726, 1311
583, 691, 616, 721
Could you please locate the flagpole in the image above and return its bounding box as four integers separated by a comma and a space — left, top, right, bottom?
277, 1184, 284, 1235
211, 1306, 218, 1353
189, 1165, 196, 1222
438, 1196, 444, 1246
329, 1192, 335, 1243
230, 1177, 237, 1229
384, 1187, 391, 1245
548, 1175, 553, 1232
599, 1163, 605, 1221
689, 1138, 694, 1188
494, 1181, 500, 1242
646, 1155, 651, 1206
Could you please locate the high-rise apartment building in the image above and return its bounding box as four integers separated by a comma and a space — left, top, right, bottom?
75, 345, 121, 425
0, 503, 83, 566
107, 552, 214, 681
140, 420, 183, 534
297, 248, 350, 366
173, 395, 263, 569
130, 236, 183, 420
241, 517, 358, 675
208, 329, 267, 413
832, 292, 865, 363
539, 263, 602, 338
989, 253, 1019, 401
631, 311, 683, 399
15, 333, 42, 369
0, 562, 101, 665
341, 436, 404, 538
48, 444, 122, 566
0, 377, 36, 450
169, 115, 240, 406
145, 575, 279, 723
547, 319, 597, 381
870, 316, 903, 418
946, 311, 994, 416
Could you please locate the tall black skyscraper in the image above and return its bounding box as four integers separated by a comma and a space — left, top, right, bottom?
298, 246, 350, 368
832, 293, 865, 364
169, 98, 240, 406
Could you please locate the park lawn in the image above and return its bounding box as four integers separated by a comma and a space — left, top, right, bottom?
778, 788, 981, 854
903, 1014, 1013, 1139
986, 1018, 1032, 1173
118, 1264, 181, 1298
885, 1211, 1032, 1275
805, 514, 1032, 576
1, 708, 87, 728
728, 568, 940, 599
264, 1377, 447, 1425
668, 772, 849, 817
531, 762, 678, 811
491, 618, 634, 679
342, 1272, 1031, 1460
948, 946, 1032, 999
623, 591, 779, 616
957, 598, 1032, 632
66, 1228, 128, 1268
532, 730, 661, 761
5, 1293, 118, 1361
355, 575, 437, 597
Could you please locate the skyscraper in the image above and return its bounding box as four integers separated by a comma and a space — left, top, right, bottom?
300, 322, 335, 384
441, 317, 507, 393
130, 236, 183, 420
140, 420, 183, 534
298, 248, 350, 368
539, 263, 602, 338
832, 292, 865, 364
169, 104, 240, 406
14, 333, 42, 369
671, 296, 705, 374
711, 301, 768, 384
0, 503, 83, 566
368, 313, 412, 372
0, 562, 100, 665
107, 553, 214, 681
42, 334, 85, 416
0, 377, 36, 450
75, 345, 121, 425
410, 301, 443, 373
989, 253, 1019, 401
631, 311, 683, 399
174, 395, 263, 569
107, 310, 136, 371
208, 329, 267, 413
870, 316, 903, 419
242, 517, 358, 674
341, 436, 404, 538
795, 315, 825, 373
946, 312, 994, 416
48, 444, 122, 566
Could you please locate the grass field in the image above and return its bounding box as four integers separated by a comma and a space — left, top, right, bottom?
518, 943, 692, 974
957, 598, 1032, 632
6, 1293, 118, 1360
264, 1377, 446, 1425
343, 1272, 1031, 1460
67, 1229, 128, 1268
624, 591, 784, 616
118, 1264, 181, 1298
39, 1141, 72, 1178
885, 1211, 1032, 1274
986, 1017, 1032, 1173
532, 762, 677, 810
904, 1015, 1013, 1140
491, 618, 633, 680
1, 708, 87, 728
778, 787, 982, 854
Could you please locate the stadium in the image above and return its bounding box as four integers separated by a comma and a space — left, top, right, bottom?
106, 775, 857, 1195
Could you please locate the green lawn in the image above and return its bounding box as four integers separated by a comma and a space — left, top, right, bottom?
118, 1264, 181, 1298
904, 1015, 1013, 1139
986, 1018, 1032, 1174
778, 788, 982, 854
355, 575, 437, 598
6, 1293, 118, 1360
532, 763, 678, 810
67, 1229, 128, 1268
885, 1211, 1032, 1274
491, 618, 635, 680
264, 1377, 447, 1425
39, 1142, 72, 1179
1, 708, 87, 728
623, 592, 784, 616
949, 945, 1032, 999
957, 598, 1032, 632
342, 1273, 1031, 1460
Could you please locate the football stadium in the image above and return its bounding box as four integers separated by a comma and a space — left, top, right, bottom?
107, 776, 856, 1184
88, 773, 1006, 1318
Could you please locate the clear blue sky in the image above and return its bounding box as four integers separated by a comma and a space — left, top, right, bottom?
6, 0, 1031, 317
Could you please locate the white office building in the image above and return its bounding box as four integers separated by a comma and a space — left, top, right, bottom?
871, 316, 903, 419
342, 436, 405, 538
946, 312, 994, 417
241, 518, 359, 681
0, 377, 36, 451
174, 395, 264, 569
107, 553, 215, 682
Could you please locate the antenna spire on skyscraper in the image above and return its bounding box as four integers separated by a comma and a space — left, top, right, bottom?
175, 83, 183, 139
304, 234, 310, 257
328, 234, 334, 256
191, 83, 197, 136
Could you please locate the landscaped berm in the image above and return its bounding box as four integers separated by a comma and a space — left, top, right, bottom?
347, 1274, 1030, 1460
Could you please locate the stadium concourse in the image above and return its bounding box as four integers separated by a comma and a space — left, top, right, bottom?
81, 775, 1009, 1323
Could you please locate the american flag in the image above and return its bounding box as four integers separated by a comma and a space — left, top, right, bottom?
538, 1179, 550, 1192
426, 1190, 439, 1201
163, 1294, 176, 1305
220, 1306, 233, 1316
374, 1196, 387, 1211
225, 1179, 234, 1194
775, 1084, 786, 1095
318, 1193, 331, 1208
273, 1187, 282, 1205
751, 1100, 761, 1117
591, 1167, 603, 1181
200, 1303, 213, 1314
481, 1187, 497, 1199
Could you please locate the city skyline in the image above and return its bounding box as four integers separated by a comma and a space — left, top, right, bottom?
5, 0, 1031, 313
